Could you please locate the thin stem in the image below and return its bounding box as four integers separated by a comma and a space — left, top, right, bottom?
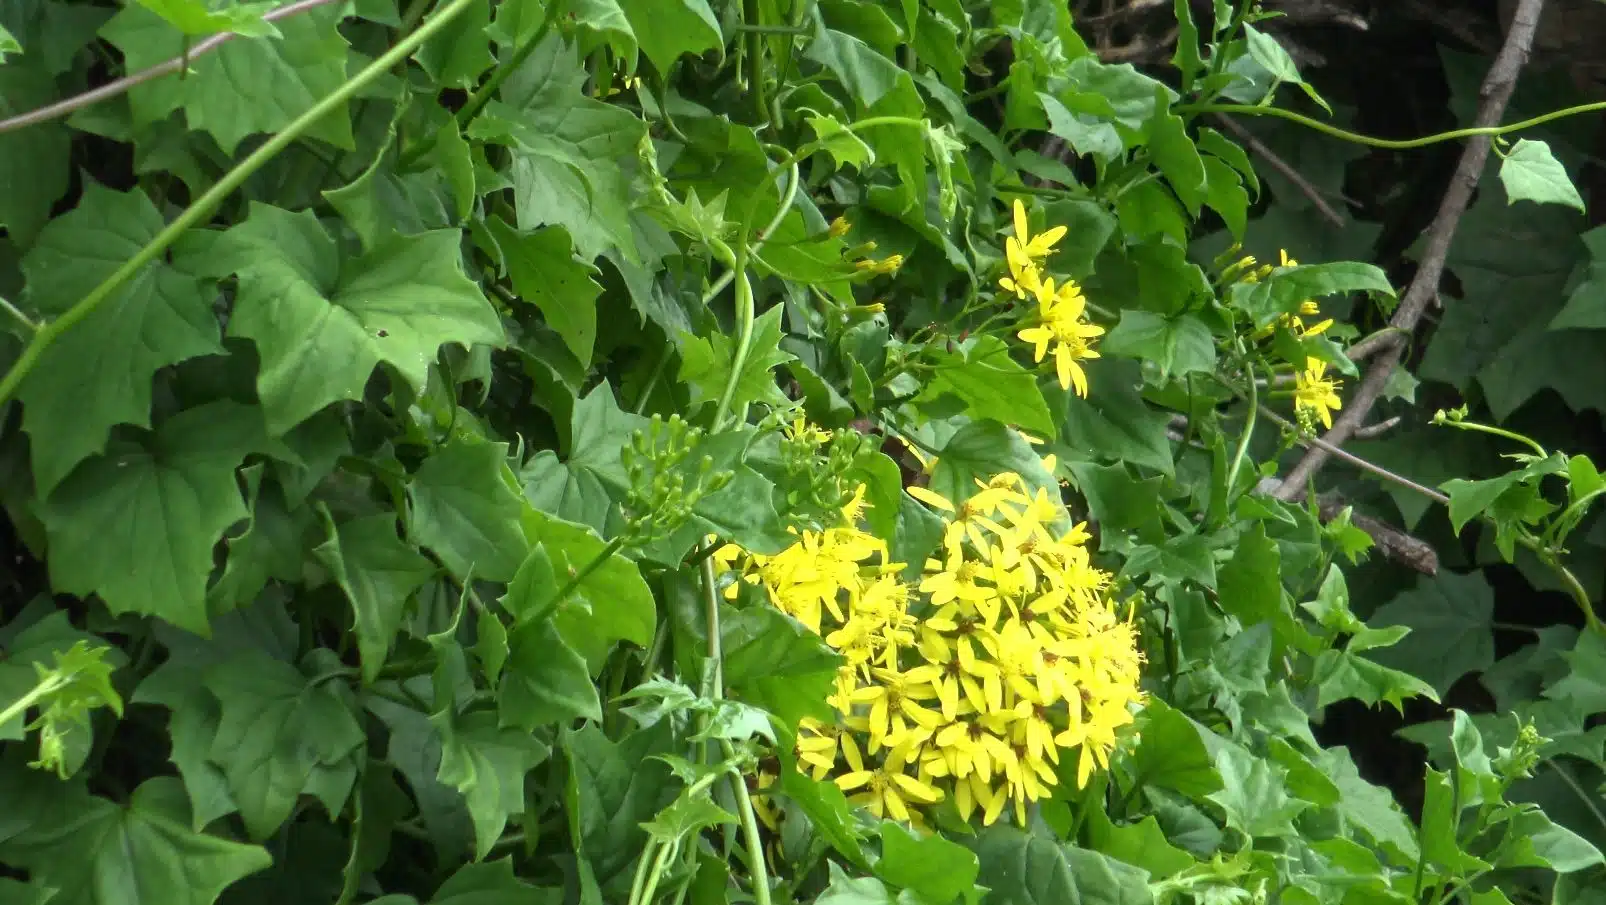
550, 536, 626, 609
1434, 416, 1548, 459
700, 162, 799, 306
733, 23, 809, 35
724, 738, 774, 905
0, 0, 345, 135
0, 0, 484, 409
457, 3, 558, 129
0, 297, 37, 333
699, 556, 723, 697
1225, 345, 1257, 498
0, 673, 62, 729
1178, 99, 1606, 150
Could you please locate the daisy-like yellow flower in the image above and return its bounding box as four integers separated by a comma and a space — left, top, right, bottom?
1016, 277, 1105, 397
1294, 357, 1344, 430
999, 199, 1065, 299
720, 463, 1145, 831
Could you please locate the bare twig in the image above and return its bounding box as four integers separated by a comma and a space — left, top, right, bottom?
1344, 327, 1408, 362
1352, 416, 1402, 440
0, 0, 343, 135
1271, 0, 1548, 502
1256, 405, 1451, 505
1213, 114, 1348, 227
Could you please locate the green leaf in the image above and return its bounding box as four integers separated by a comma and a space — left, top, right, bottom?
19, 182, 222, 497
562, 723, 675, 885
1313, 649, 1439, 712
37, 402, 278, 636
433, 710, 551, 859
641, 795, 738, 843
970, 825, 1080, 905
0, 22, 18, 58
1543, 629, 1606, 713
0, 61, 72, 248
1144, 97, 1206, 215
101, 3, 353, 154
721, 603, 844, 728
876, 821, 979, 905
1495, 809, 1606, 873
525, 510, 656, 661
486, 217, 602, 367
1364, 570, 1495, 697
1131, 700, 1221, 797
1124, 533, 1217, 588
314, 509, 436, 684
1498, 139, 1585, 211
1085, 810, 1193, 881
1057, 359, 1175, 474
1319, 748, 1419, 862
1551, 226, 1606, 330
917, 336, 1055, 437
1227, 261, 1393, 329
778, 767, 870, 869
414, 0, 494, 87
431, 860, 557, 905
928, 419, 1061, 511
804, 20, 916, 111
677, 305, 796, 414
497, 617, 601, 730
474, 35, 646, 260
134, 0, 279, 37
1216, 523, 1281, 625
617, 0, 721, 71
0, 777, 271, 905
408, 436, 529, 583
816, 865, 896, 905
205, 651, 365, 839
1101, 310, 1216, 380
807, 111, 877, 169
1207, 744, 1309, 838
214, 204, 504, 434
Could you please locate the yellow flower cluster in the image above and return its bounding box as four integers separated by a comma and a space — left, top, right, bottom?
1230, 248, 1345, 431
1001, 201, 1104, 398
716, 472, 1145, 829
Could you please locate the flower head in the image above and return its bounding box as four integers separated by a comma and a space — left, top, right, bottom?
1294, 357, 1344, 430
721, 465, 1145, 830
1016, 278, 1105, 396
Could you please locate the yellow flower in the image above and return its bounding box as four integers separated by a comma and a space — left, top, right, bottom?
1294, 357, 1343, 430
1016, 277, 1105, 397
723, 463, 1144, 831
835, 749, 943, 822
828, 215, 852, 238
998, 199, 1065, 300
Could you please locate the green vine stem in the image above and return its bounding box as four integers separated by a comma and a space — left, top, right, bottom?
0, 0, 484, 410
1179, 100, 1606, 150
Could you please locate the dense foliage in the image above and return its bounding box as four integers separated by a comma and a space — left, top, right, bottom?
0, 0, 1604, 904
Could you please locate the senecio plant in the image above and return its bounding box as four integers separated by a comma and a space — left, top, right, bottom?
3, 0, 1606, 904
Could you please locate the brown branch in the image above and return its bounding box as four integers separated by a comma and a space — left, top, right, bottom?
1214, 113, 1347, 228
0, 0, 343, 135
1318, 493, 1439, 576
1352, 415, 1402, 440
1270, 0, 1548, 502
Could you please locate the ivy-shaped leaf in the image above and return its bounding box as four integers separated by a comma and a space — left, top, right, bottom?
408, 436, 529, 583
0, 777, 272, 905
37, 402, 280, 636
677, 305, 797, 415
433, 711, 551, 859
19, 182, 223, 497
314, 509, 437, 683
214, 203, 504, 435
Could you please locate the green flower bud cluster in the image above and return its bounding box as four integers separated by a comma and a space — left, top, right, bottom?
621, 414, 733, 545
775, 415, 866, 531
